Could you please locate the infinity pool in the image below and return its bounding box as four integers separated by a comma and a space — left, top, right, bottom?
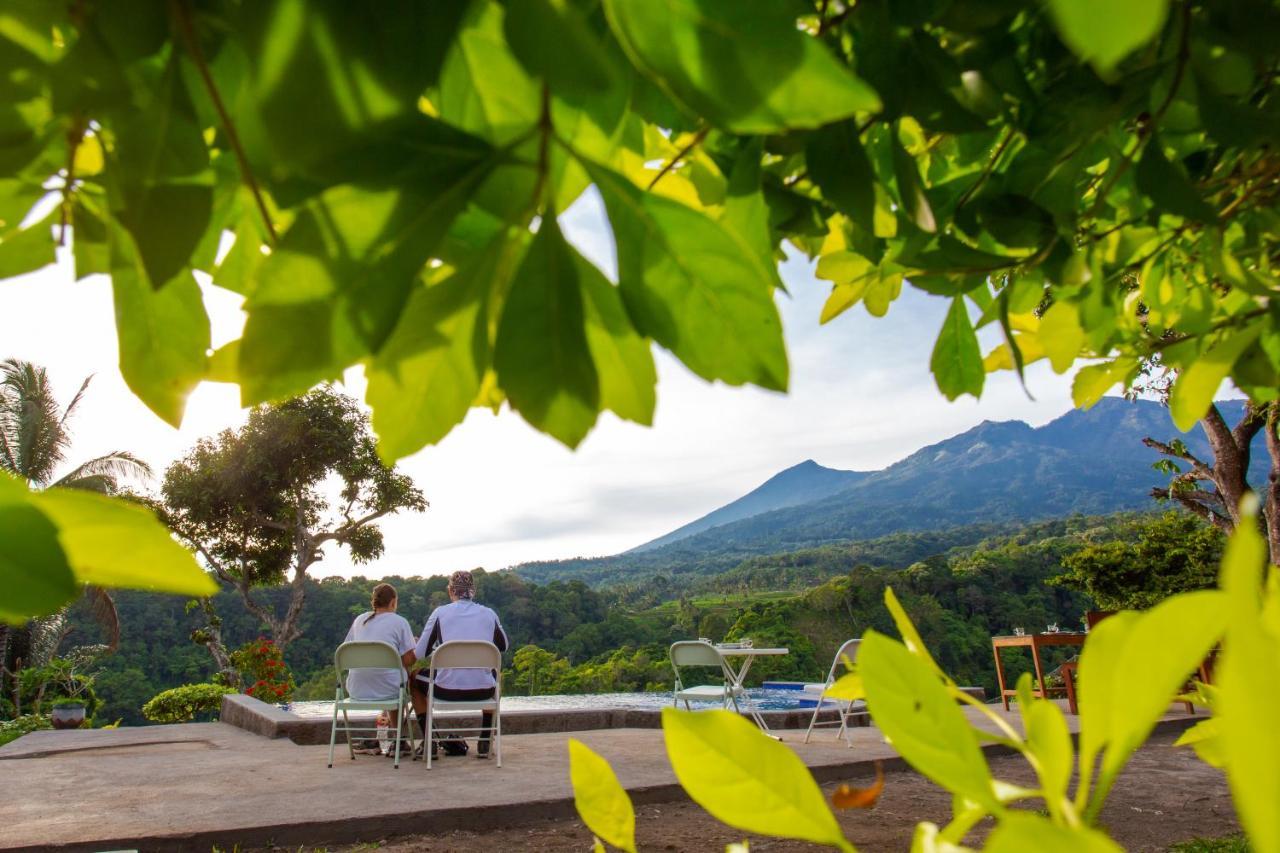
283, 686, 841, 718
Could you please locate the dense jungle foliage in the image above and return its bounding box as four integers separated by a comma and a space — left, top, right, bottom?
62, 510, 1192, 725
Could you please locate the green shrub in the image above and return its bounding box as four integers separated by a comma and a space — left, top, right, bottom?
0, 715, 51, 747
1051, 512, 1223, 610
141, 683, 235, 724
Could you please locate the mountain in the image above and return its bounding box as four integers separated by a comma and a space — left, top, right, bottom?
516, 398, 1260, 585
630, 459, 867, 552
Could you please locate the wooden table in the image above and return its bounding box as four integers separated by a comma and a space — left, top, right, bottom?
991, 632, 1087, 712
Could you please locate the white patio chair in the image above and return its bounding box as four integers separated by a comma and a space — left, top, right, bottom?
328, 640, 416, 769
670, 640, 744, 711
421, 640, 503, 769
803, 638, 865, 747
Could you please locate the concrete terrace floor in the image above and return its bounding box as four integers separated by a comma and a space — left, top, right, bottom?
0, 703, 1204, 853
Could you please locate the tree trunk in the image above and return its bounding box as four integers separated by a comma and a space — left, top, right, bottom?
191, 598, 238, 687
268, 525, 319, 651
269, 567, 311, 650
1264, 404, 1280, 565
4, 625, 31, 679
1146, 400, 1279, 564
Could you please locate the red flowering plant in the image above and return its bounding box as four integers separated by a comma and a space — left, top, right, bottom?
230, 639, 296, 705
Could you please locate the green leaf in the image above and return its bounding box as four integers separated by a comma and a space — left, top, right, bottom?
588, 162, 788, 392
1216, 508, 1280, 850
1047, 0, 1170, 74
494, 216, 600, 448
240, 0, 451, 175
367, 265, 490, 462
1196, 73, 1280, 148
0, 475, 77, 624
107, 56, 213, 287
883, 587, 945, 674
1135, 135, 1218, 223
438, 1, 541, 146
0, 209, 54, 278
824, 671, 865, 701
1025, 698, 1073, 811
931, 297, 984, 401
1077, 590, 1228, 816
820, 282, 868, 325
568, 739, 637, 853
505, 0, 619, 98
891, 127, 936, 233
806, 121, 876, 231
30, 488, 215, 597
108, 222, 210, 428
859, 629, 999, 812
1071, 359, 1139, 409
986, 812, 1121, 853
71, 193, 110, 281
864, 268, 904, 318
1039, 300, 1086, 374
722, 139, 783, 290
240, 124, 492, 403
661, 707, 852, 851
1174, 717, 1226, 769
604, 0, 879, 134
1169, 325, 1262, 430
973, 194, 1055, 249
816, 251, 874, 284
577, 251, 657, 426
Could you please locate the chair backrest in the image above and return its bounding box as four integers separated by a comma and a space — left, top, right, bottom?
336, 640, 402, 671
826, 638, 862, 683
430, 640, 501, 672
334, 641, 406, 694
670, 640, 724, 668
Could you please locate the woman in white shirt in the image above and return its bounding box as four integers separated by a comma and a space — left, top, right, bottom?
343, 583, 416, 755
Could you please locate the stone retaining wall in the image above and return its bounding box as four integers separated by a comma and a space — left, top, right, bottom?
219, 693, 908, 745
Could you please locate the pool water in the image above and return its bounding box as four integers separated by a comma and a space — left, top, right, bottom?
283, 686, 841, 718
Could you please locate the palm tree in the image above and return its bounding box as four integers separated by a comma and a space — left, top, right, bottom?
0, 359, 152, 493
0, 359, 153, 682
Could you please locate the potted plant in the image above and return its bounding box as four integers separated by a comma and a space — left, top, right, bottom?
50, 697, 87, 730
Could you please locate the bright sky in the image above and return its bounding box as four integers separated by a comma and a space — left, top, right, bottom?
3, 191, 1084, 578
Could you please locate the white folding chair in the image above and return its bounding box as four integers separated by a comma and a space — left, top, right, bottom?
328, 641, 416, 769
421, 640, 503, 769
670, 641, 744, 711
804, 638, 865, 747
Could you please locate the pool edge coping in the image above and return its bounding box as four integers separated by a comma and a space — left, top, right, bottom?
219, 692, 885, 744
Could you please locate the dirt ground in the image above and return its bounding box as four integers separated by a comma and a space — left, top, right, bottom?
320, 731, 1238, 852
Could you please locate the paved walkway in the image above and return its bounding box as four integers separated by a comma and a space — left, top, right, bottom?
0, 704, 1202, 852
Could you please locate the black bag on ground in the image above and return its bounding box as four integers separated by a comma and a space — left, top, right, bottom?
440, 733, 469, 756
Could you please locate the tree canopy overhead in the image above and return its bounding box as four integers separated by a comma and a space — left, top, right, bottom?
2, 0, 1279, 623
0, 0, 1274, 458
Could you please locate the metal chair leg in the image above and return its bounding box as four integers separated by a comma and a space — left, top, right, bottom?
495, 710, 502, 769
327, 691, 340, 768
342, 708, 355, 760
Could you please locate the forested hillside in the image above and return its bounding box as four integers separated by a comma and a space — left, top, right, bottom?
68, 511, 1173, 725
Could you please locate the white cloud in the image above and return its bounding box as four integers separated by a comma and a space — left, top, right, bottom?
2, 206, 1086, 580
